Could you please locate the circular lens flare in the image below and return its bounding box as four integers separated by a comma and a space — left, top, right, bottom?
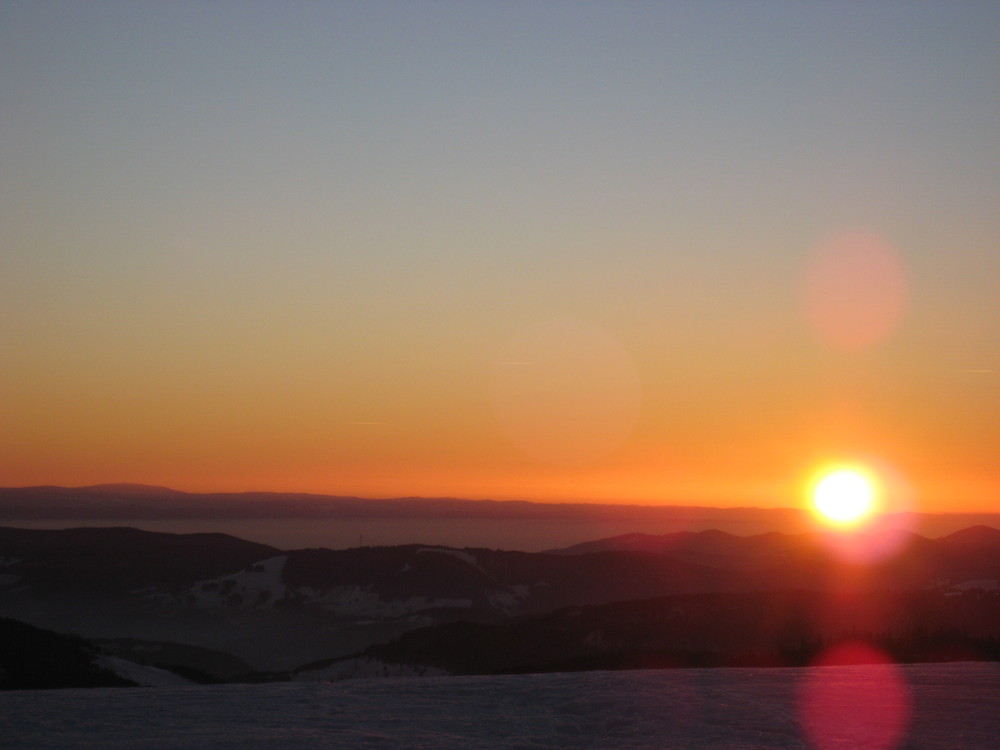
812, 467, 877, 525
799, 642, 911, 750
801, 230, 909, 351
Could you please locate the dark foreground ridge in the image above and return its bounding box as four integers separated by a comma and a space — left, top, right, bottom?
358, 589, 1000, 677
0, 618, 136, 690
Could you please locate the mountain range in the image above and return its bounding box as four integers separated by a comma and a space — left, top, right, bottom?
1, 521, 998, 687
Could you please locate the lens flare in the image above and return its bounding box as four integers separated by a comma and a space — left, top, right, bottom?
801, 230, 908, 351
799, 642, 911, 750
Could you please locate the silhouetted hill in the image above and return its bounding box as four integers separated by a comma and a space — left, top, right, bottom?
0, 618, 136, 690
0, 526, 279, 592
550, 529, 811, 570
940, 525, 1000, 548
936, 525, 1000, 582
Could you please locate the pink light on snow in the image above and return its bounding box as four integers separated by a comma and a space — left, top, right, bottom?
798, 641, 912, 750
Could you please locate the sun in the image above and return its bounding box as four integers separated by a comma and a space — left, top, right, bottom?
810, 466, 878, 526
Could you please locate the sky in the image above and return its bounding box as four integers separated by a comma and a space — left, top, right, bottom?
2, 1, 998, 512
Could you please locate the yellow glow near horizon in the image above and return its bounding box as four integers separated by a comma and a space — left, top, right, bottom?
810, 467, 878, 526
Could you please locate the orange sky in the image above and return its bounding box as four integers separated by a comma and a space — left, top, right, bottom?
2, 4, 998, 513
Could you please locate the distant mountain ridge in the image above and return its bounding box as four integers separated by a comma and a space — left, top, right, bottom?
80, 483, 187, 495
0, 483, 805, 521
2, 485, 997, 542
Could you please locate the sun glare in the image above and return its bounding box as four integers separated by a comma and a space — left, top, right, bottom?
811, 467, 877, 526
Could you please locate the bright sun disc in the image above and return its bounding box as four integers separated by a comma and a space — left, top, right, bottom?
812, 468, 876, 524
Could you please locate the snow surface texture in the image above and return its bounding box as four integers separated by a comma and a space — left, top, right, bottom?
292, 657, 447, 682
2, 662, 998, 749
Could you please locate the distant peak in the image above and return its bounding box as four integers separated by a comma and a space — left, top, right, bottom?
80, 483, 185, 496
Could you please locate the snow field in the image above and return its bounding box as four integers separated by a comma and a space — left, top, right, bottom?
2, 662, 997, 749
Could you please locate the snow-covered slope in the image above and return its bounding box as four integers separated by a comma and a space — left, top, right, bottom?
182, 556, 288, 609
